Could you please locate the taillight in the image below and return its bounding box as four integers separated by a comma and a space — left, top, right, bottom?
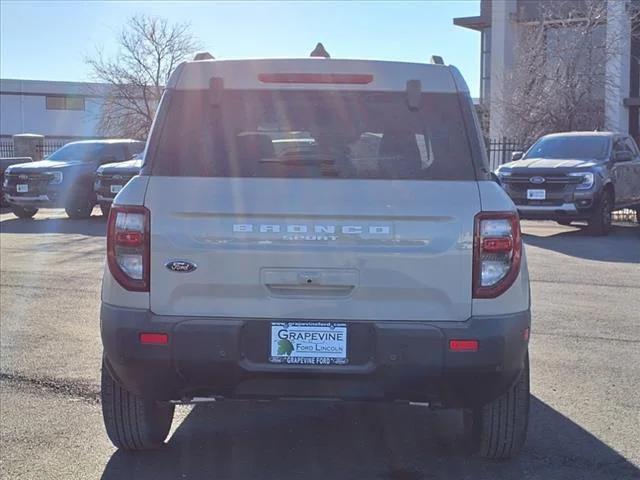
107, 205, 150, 292
473, 212, 522, 298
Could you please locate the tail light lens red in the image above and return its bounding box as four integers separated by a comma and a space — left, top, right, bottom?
107, 205, 150, 292
449, 339, 479, 352
473, 212, 522, 298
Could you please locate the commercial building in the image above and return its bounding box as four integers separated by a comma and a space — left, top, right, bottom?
0, 79, 108, 141
454, 0, 640, 141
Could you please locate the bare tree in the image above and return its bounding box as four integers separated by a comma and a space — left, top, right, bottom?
493, 0, 638, 144
87, 15, 200, 139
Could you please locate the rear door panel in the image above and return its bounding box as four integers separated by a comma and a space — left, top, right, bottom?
146, 177, 479, 321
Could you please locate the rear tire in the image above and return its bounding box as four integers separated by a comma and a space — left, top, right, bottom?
471, 353, 530, 460
101, 360, 174, 451
587, 191, 613, 236
11, 206, 38, 219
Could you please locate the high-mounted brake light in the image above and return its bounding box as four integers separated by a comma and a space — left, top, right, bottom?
107, 205, 150, 292
258, 73, 373, 85
473, 212, 522, 299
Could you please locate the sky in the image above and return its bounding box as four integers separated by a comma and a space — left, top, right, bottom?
0, 1, 482, 96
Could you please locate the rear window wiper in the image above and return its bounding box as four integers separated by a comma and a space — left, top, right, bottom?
259, 153, 336, 166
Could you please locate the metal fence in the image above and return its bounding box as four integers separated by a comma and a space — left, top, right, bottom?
487, 137, 527, 171
0, 139, 14, 158
0, 139, 69, 159
36, 139, 68, 158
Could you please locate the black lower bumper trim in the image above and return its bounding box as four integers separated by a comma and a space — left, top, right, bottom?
101, 305, 530, 407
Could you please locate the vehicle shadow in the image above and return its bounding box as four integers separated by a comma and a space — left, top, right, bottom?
523, 224, 640, 263
100, 397, 638, 480
0, 211, 106, 237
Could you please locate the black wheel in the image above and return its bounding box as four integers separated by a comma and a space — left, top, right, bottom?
101, 360, 174, 451
556, 220, 572, 226
587, 191, 613, 236
100, 204, 111, 218
11, 206, 38, 219
65, 194, 95, 219
471, 353, 530, 460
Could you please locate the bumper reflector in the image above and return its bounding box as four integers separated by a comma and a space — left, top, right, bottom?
140, 333, 169, 345
449, 339, 479, 352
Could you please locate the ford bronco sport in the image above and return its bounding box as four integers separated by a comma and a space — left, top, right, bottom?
100, 52, 531, 459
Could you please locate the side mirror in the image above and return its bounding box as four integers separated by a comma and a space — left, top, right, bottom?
511, 151, 524, 161
100, 155, 117, 164
613, 150, 633, 162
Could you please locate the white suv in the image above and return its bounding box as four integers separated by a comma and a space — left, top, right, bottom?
100, 52, 531, 459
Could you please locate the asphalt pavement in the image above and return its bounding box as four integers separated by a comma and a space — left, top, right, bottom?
1, 208, 639, 480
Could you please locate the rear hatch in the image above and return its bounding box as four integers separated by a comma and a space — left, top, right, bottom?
145, 71, 481, 321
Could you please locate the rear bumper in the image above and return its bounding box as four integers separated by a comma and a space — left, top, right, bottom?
516, 201, 596, 220
101, 304, 530, 407
96, 194, 114, 204
505, 185, 600, 221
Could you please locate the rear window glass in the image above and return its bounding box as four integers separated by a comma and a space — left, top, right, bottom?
525, 136, 610, 160
150, 90, 475, 180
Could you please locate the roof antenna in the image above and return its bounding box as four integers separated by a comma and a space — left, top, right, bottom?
310, 43, 330, 58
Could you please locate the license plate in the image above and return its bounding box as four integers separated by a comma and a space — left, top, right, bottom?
110, 185, 123, 194
270, 322, 348, 365
527, 189, 546, 200
17, 184, 28, 193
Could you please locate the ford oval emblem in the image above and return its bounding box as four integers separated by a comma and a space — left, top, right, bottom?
165, 260, 197, 273
530, 176, 546, 184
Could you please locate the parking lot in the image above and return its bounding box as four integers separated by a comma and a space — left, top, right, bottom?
1, 208, 638, 480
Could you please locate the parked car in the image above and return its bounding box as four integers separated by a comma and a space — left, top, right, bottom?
100, 53, 531, 459
496, 132, 640, 235
94, 153, 143, 217
2, 139, 144, 219
1, 157, 32, 207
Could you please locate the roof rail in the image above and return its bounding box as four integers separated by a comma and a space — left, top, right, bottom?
193, 51, 215, 61
430, 55, 444, 65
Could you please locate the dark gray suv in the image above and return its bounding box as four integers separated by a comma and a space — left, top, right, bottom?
496, 132, 640, 235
